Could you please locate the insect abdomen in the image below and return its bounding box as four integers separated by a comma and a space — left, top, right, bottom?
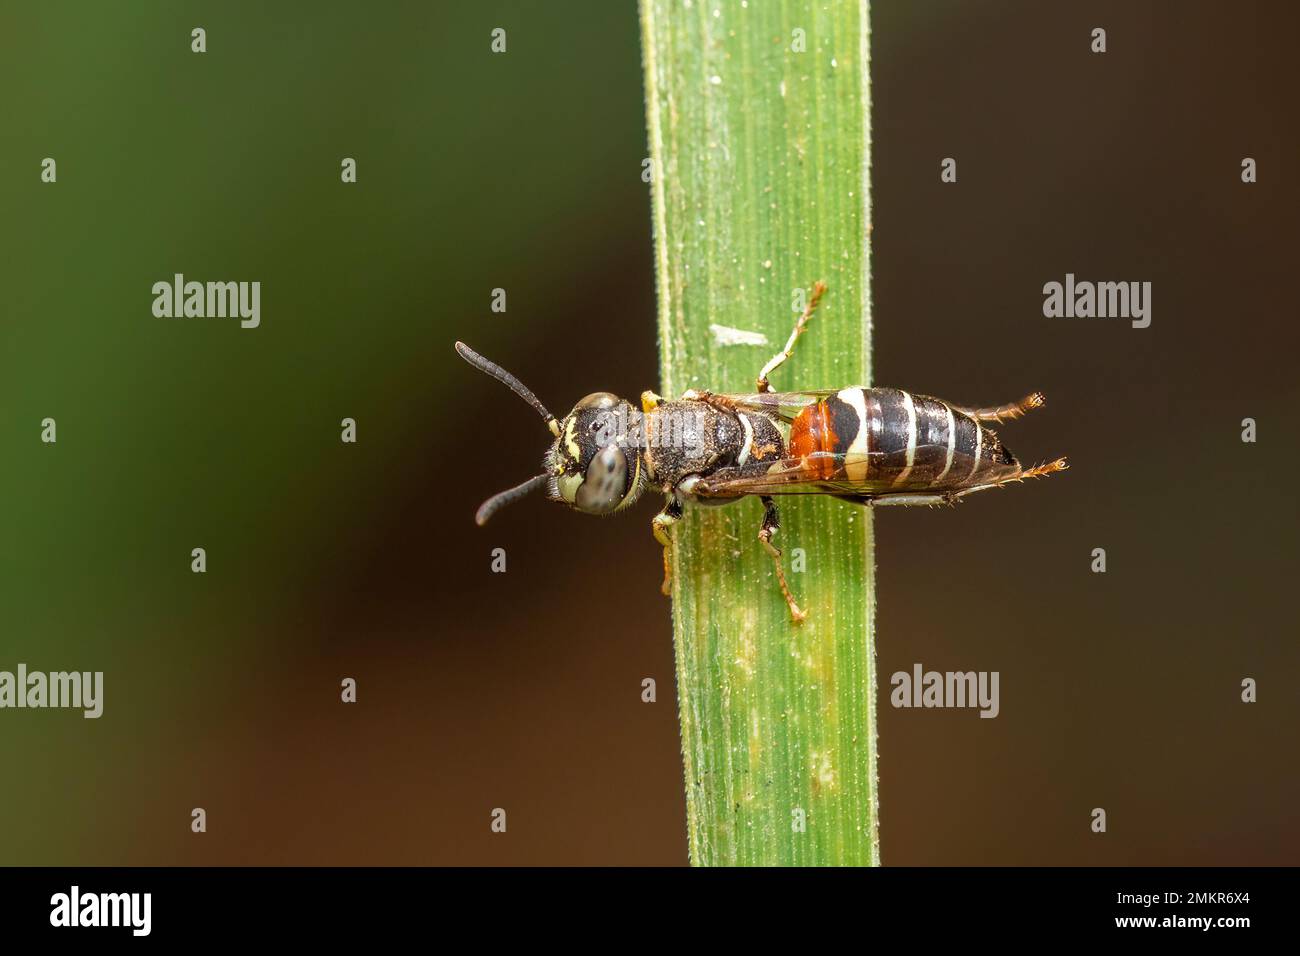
788, 388, 1018, 489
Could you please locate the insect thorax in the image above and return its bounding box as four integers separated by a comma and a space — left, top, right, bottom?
644, 400, 786, 491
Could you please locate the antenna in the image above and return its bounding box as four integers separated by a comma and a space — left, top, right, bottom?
475, 473, 549, 526
455, 342, 560, 437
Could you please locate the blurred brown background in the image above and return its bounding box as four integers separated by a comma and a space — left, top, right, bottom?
2, 1, 1296, 865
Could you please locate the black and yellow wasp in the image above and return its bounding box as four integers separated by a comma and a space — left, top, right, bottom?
456, 283, 1067, 621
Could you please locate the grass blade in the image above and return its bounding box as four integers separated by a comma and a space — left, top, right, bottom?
642, 0, 878, 865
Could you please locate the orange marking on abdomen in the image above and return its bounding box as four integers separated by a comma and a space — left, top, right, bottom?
789, 402, 839, 479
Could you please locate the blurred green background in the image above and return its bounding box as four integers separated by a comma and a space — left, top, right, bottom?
1, 1, 1296, 865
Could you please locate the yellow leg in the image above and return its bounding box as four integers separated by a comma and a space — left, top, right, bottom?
759, 496, 806, 623
948, 457, 1070, 500
953, 392, 1046, 424
652, 498, 684, 596
756, 280, 827, 393
1017, 456, 1069, 480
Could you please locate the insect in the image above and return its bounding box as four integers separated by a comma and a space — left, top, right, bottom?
456, 282, 1067, 622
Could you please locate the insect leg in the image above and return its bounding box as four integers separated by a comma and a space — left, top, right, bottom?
867, 493, 956, 507
947, 457, 1070, 499
1019, 456, 1069, 479
755, 280, 827, 393
952, 392, 1046, 424
758, 496, 807, 623
680, 389, 742, 414
652, 496, 685, 596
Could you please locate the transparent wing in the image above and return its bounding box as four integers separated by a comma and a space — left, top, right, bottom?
692, 453, 898, 499
717, 389, 847, 424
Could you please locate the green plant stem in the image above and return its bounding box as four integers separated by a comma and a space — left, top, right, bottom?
641, 0, 877, 865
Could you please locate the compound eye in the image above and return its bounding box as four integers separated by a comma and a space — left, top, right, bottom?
573, 392, 620, 411
575, 444, 628, 514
